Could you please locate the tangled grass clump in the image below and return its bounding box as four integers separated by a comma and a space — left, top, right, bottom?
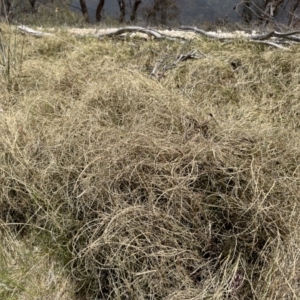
0, 24, 300, 299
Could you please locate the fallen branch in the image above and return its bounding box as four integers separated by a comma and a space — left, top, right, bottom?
251, 30, 300, 40
17, 25, 53, 37
16, 24, 298, 50
180, 25, 298, 49
16, 25, 188, 41
252, 40, 289, 50
179, 26, 226, 40
97, 26, 187, 41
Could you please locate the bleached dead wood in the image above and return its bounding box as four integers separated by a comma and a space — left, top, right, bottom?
17, 25, 54, 37
16, 25, 187, 40
251, 40, 288, 50
15, 24, 299, 50
251, 30, 300, 40
180, 25, 299, 49
180, 26, 227, 40
97, 26, 187, 41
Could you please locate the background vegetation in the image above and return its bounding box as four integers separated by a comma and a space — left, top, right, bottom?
1, 0, 300, 28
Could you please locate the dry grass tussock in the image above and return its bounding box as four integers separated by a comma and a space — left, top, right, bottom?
0, 24, 300, 299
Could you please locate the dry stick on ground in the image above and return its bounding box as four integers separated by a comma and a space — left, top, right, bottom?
167, 50, 205, 70
17, 25, 54, 37
151, 50, 205, 79
15, 25, 187, 41
251, 40, 288, 50
16, 24, 297, 50
251, 30, 300, 40
98, 26, 300, 47
97, 26, 187, 41
175, 49, 205, 63
179, 26, 300, 49
180, 26, 227, 40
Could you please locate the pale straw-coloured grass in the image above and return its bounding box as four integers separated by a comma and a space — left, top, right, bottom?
0, 24, 300, 299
